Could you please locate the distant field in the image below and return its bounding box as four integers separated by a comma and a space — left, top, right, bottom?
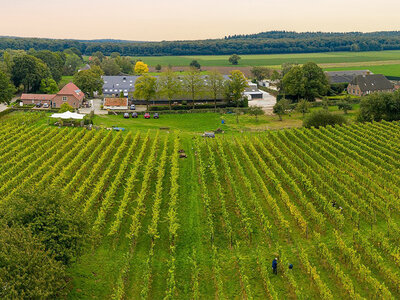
324, 64, 400, 77
136, 50, 400, 68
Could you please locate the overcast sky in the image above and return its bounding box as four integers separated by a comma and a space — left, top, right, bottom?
1, 0, 399, 41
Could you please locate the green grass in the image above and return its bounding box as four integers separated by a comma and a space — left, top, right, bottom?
135, 50, 400, 68
93, 107, 358, 134
324, 64, 400, 77
59, 76, 74, 87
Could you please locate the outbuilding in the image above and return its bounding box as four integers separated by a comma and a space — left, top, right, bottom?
103, 98, 129, 110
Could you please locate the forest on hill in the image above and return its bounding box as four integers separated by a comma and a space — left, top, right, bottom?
1, 31, 400, 56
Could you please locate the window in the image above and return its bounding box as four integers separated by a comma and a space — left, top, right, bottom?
105, 89, 108, 92
62, 96, 67, 101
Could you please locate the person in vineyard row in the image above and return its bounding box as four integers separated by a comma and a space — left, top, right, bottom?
272, 258, 278, 275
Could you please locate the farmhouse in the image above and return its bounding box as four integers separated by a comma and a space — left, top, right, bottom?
347, 74, 394, 96
325, 70, 372, 84
21, 82, 85, 108
244, 82, 263, 99
103, 98, 129, 110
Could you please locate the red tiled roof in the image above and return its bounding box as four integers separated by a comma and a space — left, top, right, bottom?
58, 82, 85, 101
104, 98, 128, 107
21, 94, 55, 101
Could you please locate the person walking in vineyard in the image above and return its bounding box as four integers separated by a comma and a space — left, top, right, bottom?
272, 258, 278, 275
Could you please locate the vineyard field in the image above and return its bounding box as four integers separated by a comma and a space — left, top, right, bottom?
1, 113, 400, 299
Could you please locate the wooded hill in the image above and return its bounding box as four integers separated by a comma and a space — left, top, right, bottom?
1, 31, 400, 56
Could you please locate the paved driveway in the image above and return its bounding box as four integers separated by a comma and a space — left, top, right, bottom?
0, 103, 8, 113
79, 99, 108, 115
248, 90, 276, 115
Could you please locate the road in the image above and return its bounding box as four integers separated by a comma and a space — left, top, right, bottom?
248, 90, 276, 115
0, 103, 8, 113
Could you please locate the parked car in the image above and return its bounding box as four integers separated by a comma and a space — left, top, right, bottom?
35, 103, 42, 108
132, 112, 138, 118
130, 104, 136, 110
153, 113, 159, 119
43, 103, 49, 108
123, 113, 129, 118
144, 113, 151, 119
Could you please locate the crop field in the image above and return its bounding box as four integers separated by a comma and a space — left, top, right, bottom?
1, 112, 400, 299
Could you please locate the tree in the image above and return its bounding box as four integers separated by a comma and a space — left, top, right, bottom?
229, 54, 241, 65
40, 78, 59, 94
33, 50, 64, 82
337, 96, 353, 114
0, 187, 88, 266
228, 70, 248, 107
59, 103, 74, 113
11, 54, 51, 92
110, 52, 120, 58
158, 68, 181, 110
91, 51, 105, 61
115, 56, 134, 74
183, 67, 204, 109
296, 99, 311, 117
155, 64, 162, 72
322, 97, 329, 110
207, 70, 225, 109
189, 60, 201, 70
101, 58, 121, 75
273, 98, 290, 121
0, 224, 67, 299
282, 62, 329, 101
73, 65, 104, 97
133, 74, 157, 110
248, 106, 264, 122
358, 91, 400, 122
134, 61, 149, 75
0, 70, 16, 104
303, 109, 347, 128
251, 66, 273, 81
63, 53, 82, 76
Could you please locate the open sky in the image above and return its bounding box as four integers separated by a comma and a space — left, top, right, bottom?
1, 0, 400, 41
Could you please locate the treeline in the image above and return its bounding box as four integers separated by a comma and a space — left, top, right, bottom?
1, 31, 400, 56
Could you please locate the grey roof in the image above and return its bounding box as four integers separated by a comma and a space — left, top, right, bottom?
350, 74, 394, 93
325, 70, 372, 84
102, 75, 231, 95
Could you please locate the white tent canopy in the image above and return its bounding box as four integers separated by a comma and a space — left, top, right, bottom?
50, 111, 86, 120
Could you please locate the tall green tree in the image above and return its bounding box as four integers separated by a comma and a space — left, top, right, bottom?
11, 55, 51, 92
134, 74, 157, 111
207, 70, 225, 109
33, 50, 64, 82
73, 66, 104, 97
183, 67, 204, 109
282, 65, 305, 100
101, 58, 121, 76
63, 53, 82, 76
228, 54, 241, 65
228, 70, 248, 107
250, 66, 273, 81
0, 70, 16, 104
158, 68, 181, 110
273, 98, 290, 121
115, 56, 134, 74
40, 78, 59, 94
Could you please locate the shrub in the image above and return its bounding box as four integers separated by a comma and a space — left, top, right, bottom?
303, 109, 347, 128
0, 187, 88, 265
358, 91, 400, 122
0, 223, 67, 299
59, 103, 74, 113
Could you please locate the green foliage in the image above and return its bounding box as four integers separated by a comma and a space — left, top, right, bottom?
296, 99, 311, 117
59, 102, 74, 113
273, 98, 291, 120
33, 50, 64, 82
303, 109, 347, 128
282, 62, 329, 101
155, 64, 162, 71
134, 74, 157, 110
227, 70, 248, 105
73, 65, 104, 97
207, 70, 225, 108
158, 68, 182, 109
40, 77, 59, 94
11, 54, 51, 92
115, 56, 134, 74
250, 66, 273, 81
189, 60, 201, 70
0, 224, 67, 299
0, 70, 16, 104
101, 58, 121, 76
248, 106, 264, 121
337, 96, 353, 114
0, 187, 88, 265
358, 91, 400, 122
183, 68, 204, 108
228, 54, 241, 65
63, 53, 82, 76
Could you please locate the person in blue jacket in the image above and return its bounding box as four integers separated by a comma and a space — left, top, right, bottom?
272, 258, 278, 275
